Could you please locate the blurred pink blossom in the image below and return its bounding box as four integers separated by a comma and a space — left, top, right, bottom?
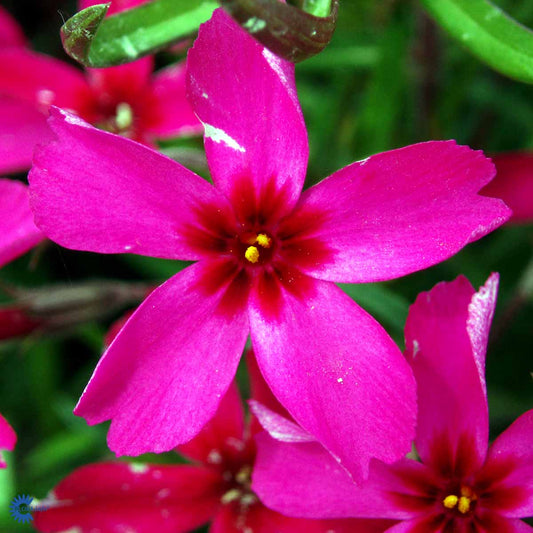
0, 0, 201, 175
33, 356, 390, 533
0, 413, 16, 468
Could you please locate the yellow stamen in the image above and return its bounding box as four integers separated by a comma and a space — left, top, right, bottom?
245, 246, 260, 263
458, 496, 471, 514
443, 495, 459, 509
115, 102, 133, 130
256, 233, 272, 248
221, 488, 241, 504
235, 465, 252, 485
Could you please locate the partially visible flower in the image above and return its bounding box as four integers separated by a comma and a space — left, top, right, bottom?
0, 306, 42, 340
0, 413, 16, 468
252, 274, 533, 532
29, 9, 510, 480
481, 152, 533, 224
0, 178, 43, 268
0, 6, 26, 48
0, 0, 201, 175
33, 355, 391, 533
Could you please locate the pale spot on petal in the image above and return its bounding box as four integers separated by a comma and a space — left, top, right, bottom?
203, 123, 246, 153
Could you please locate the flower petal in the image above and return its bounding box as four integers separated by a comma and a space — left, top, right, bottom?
0, 179, 44, 267
187, 9, 308, 218
211, 500, 392, 533
247, 349, 292, 421
381, 516, 444, 533
146, 62, 203, 138
252, 433, 411, 520
0, 48, 93, 113
177, 382, 246, 466
289, 141, 510, 283
0, 413, 16, 468
249, 276, 416, 481
249, 400, 314, 443
404, 275, 498, 476
29, 108, 232, 260
0, 6, 26, 47
74, 261, 249, 456
481, 152, 533, 224
0, 98, 53, 174
480, 409, 533, 518
33, 462, 221, 533
474, 512, 533, 533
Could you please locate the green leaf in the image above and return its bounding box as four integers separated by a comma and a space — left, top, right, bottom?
420, 0, 533, 83
220, 0, 339, 62
61, 0, 218, 67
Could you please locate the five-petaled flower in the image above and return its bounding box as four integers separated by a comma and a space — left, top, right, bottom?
33, 353, 391, 533
29, 8, 510, 480
252, 274, 533, 532
0, 0, 201, 175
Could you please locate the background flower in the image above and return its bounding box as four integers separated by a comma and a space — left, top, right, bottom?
33, 353, 391, 533
0, 0, 201, 175
252, 274, 533, 532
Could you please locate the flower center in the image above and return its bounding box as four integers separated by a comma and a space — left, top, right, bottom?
221, 464, 258, 507
96, 102, 135, 136
442, 485, 477, 515
243, 233, 273, 265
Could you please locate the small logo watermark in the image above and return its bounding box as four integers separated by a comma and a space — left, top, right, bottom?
9, 494, 49, 524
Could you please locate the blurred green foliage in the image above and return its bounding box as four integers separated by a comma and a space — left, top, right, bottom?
0, 0, 531, 530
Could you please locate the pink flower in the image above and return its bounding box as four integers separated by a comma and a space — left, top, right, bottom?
29, 9, 510, 480
0, 178, 43, 268
481, 152, 533, 224
0, 6, 26, 48
0, 0, 201, 175
0, 413, 16, 468
33, 356, 391, 533
252, 274, 533, 532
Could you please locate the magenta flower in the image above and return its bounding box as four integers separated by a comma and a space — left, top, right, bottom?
0, 412, 16, 468
0, 6, 26, 48
0, 178, 43, 267
33, 359, 390, 533
29, 9, 510, 479
252, 274, 533, 532
481, 152, 533, 224
0, 0, 201, 175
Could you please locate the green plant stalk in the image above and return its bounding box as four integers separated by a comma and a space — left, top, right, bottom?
420, 0, 533, 83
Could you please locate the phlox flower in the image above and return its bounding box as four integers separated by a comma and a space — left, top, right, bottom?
481, 152, 533, 224
0, 178, 43, 267
0, 0, 201, 175
252, 274, 533, 532
0, 412, 16, 468
33, 353, 391, 533
29, 9, 510, 480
